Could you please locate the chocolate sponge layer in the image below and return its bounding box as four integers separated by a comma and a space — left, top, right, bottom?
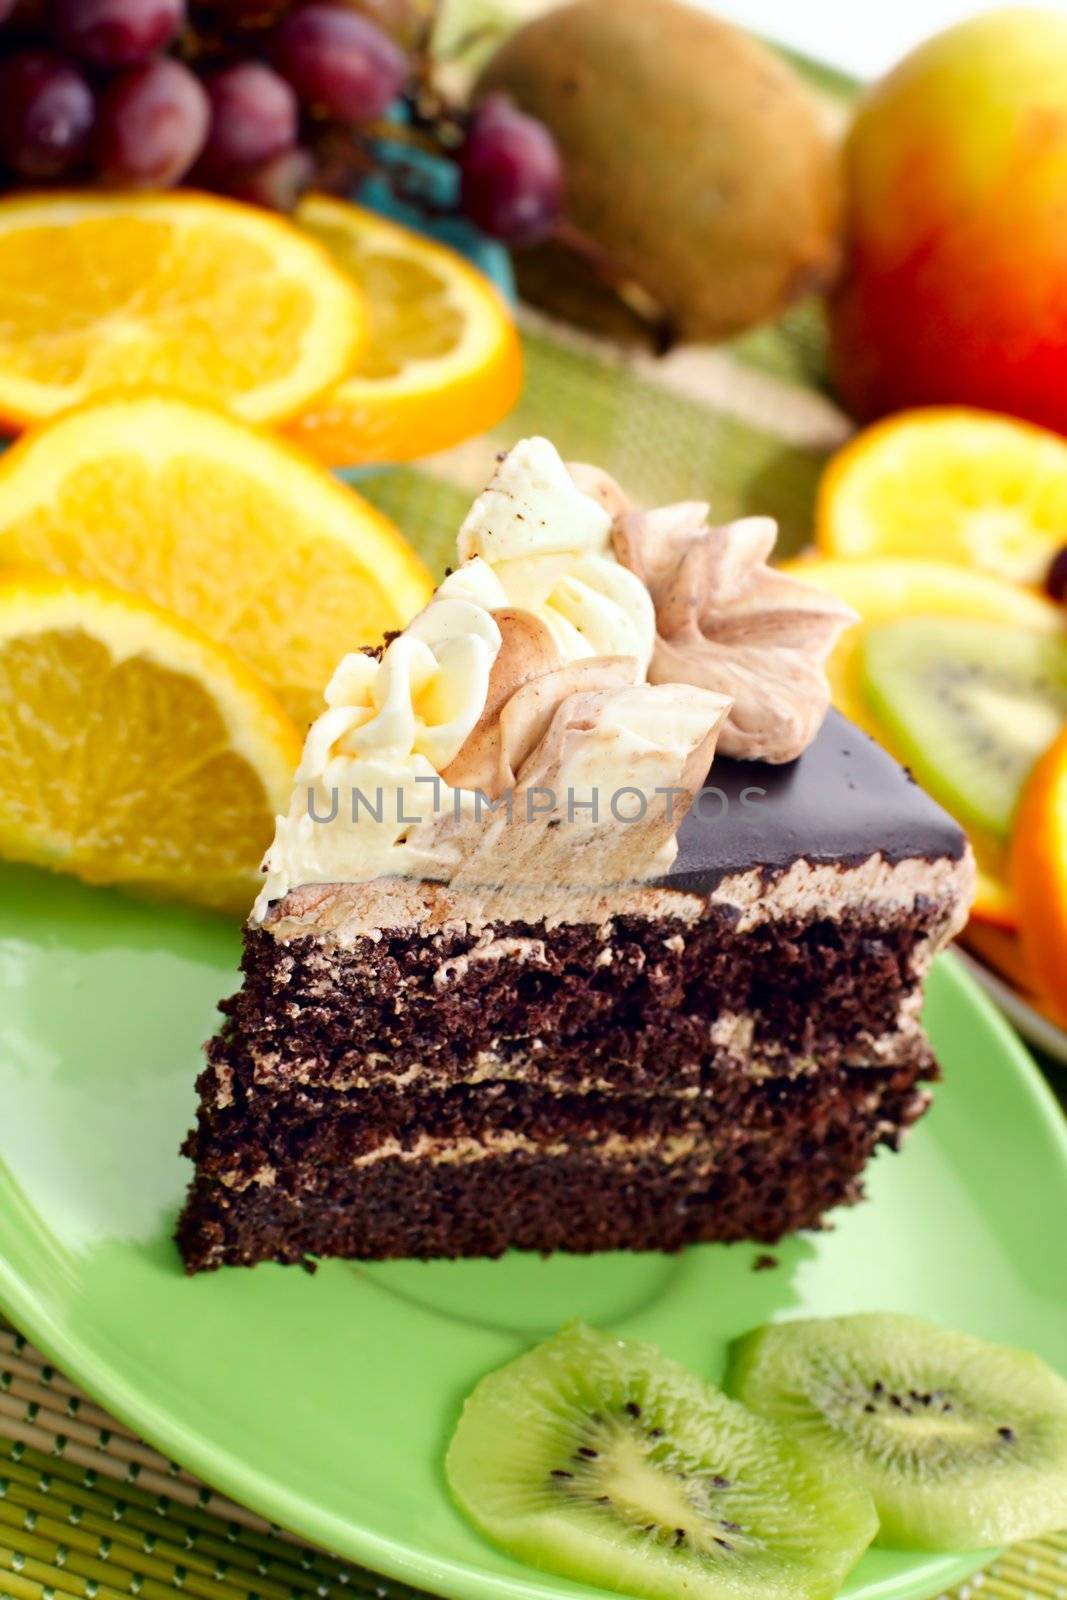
208, 897, 950, 1099
177, 896, 942, 1272
178, 1062, 933, 1271
177, 709, 971, 1272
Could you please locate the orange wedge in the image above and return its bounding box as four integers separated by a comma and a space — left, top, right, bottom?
0, 394, 433, 729
289, 196, 522, 465
1011, 726, 1067, 1027
780, 555, 1064, 928
0, 573, 300, 913
0, 191, 365, 428
817, 408, 1067, 587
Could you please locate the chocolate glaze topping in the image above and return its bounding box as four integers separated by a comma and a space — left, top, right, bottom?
666, 710, 966, 894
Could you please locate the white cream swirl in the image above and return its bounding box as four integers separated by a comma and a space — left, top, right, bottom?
254, 439, 823, 916
253, 596, 501, 916
449, 436, 655, 673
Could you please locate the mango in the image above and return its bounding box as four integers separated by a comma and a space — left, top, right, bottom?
830, 9, 1067, 435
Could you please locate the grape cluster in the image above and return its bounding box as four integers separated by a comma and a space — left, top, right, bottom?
0, 0, 564, 240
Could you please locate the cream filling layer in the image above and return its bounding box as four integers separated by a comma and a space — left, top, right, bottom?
222, 1008, 931, 1106
346, 1130, 712, 1170
259, 847, 974, 947
217, 1130, 721, 1192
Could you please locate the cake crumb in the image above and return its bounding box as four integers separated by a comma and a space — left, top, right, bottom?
753, 1253, 779, 1272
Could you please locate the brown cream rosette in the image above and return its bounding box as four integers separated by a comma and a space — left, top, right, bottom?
611, 499, 857, 763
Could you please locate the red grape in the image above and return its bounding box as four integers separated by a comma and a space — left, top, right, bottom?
459, 95, 562, 245
0, 48, 94, 177
49, 0, 184, 68
0, 0, 18, 21
270, 4, 407, 124
330, 0, 420, 49
202, 61, 297, 171
95, 55, 208, 187
223, 144, 314, 210
1, 0, 49, 37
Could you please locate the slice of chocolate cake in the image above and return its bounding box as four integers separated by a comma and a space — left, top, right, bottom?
178, 439, 973, 1272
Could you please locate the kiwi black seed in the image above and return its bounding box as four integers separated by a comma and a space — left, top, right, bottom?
859, 616, 1067, 840
446, 1321, 877, 1600
726, 1312, 1067, 1551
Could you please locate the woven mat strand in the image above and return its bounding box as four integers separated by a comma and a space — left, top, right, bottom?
3, 1324, 1066, 1600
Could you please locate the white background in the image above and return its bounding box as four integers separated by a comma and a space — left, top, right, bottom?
695, 0, 1067, 78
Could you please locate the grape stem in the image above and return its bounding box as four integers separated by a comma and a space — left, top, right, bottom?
399, 29, 678, 350
550, 215, 677, 353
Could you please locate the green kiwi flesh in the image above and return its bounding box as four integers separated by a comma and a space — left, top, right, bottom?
445, 1321, 877, 1600
726, 1313, 1067, 1551
859, 617, 1067, 839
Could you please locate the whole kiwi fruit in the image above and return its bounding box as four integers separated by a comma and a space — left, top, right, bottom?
476, 0, 842, 343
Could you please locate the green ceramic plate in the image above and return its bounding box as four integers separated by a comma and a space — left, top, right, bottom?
1, 861, 1065, 1600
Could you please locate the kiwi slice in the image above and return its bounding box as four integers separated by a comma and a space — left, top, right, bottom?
726, 1313, 1067, 1551
445, 1321, 877, 1600
859, 617, 1067, 840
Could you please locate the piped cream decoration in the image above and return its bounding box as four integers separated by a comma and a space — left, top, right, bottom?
613, 503, 858, 763
252, 434, 855, 917
435, 679, 732, 895
458, 436, 612, 561
447, 436, 655, 672
440, 608, 636, 797
253, 603, 730, 917
254, 595, 502, 916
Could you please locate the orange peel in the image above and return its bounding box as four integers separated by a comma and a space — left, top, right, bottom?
1010, 725, 1067, 1026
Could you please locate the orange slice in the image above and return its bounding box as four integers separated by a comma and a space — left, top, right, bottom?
817, 408, 1067, 586
1011, 725, 1067, 1027
0, 573, 300, 913
0, 191, 366, 428
780, 555, 1064, 928
0, 394, 433, 729
289, 196, 522, 465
